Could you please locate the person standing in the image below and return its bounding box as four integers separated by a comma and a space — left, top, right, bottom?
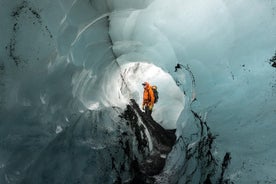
141, 82, 155, 116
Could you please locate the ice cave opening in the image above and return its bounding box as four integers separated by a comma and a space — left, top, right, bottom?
71, 60, 185, 130
115, 62, 185, 129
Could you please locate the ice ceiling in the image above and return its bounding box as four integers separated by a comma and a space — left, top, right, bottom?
0, 0, 276, 183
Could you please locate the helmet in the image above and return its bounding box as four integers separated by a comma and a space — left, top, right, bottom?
142, 82, 149, 88
142, 82, 149, 86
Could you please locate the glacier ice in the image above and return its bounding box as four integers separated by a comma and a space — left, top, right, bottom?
0, 0, 276, 183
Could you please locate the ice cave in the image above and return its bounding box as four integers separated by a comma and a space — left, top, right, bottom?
0, 0, 276, 183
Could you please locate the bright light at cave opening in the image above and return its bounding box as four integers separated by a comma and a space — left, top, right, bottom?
119, 62, 185, 129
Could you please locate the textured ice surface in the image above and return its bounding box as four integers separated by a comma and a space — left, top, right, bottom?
0, 0, 276, 183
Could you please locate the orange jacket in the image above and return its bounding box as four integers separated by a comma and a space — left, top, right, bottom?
142, 82, 155, 107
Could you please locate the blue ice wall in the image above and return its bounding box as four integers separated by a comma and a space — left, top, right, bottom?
0, 0, 276, 183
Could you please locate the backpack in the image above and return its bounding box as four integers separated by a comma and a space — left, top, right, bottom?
151, 85, 159, 103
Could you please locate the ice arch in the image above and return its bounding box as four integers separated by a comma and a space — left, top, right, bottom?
0, 0, 276, 183
71, 60, 185, 129
119, 62, 185, 129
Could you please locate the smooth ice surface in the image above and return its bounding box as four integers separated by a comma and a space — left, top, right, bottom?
0, 0, 276, 183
